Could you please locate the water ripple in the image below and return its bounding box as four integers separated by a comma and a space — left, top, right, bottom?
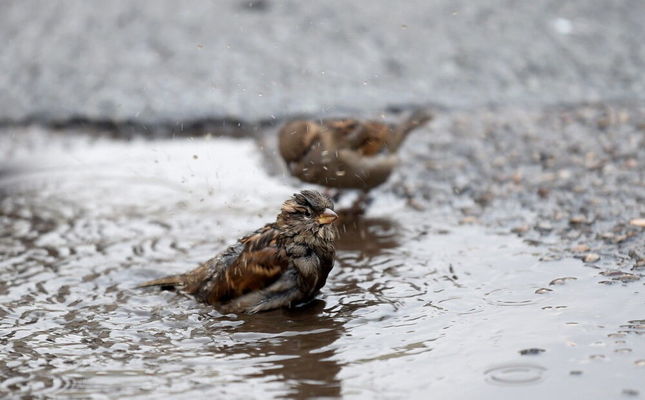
1, 133, 642, 399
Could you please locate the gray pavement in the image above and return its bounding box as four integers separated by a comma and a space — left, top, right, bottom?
2, 0, 645, 123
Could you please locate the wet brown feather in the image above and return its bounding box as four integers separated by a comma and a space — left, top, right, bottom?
139, 190, 337, 314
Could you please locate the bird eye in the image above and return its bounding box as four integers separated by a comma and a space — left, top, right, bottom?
303, 209, 312, 217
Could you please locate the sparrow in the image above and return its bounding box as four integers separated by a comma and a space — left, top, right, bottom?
138, 190, 338, 314
278, 109, 433, 191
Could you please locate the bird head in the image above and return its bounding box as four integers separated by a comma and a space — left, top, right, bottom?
277, 190, 337, 241
278, 121, 320, 163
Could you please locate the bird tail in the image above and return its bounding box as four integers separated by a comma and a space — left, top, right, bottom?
137, 274, 186, 289
389, 109, 434, 151
137, 263, 210, 291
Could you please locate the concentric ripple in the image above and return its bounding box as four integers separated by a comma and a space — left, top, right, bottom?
484, 363, 546, 385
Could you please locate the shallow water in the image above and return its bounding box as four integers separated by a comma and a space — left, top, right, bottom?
1, 129, 643, 399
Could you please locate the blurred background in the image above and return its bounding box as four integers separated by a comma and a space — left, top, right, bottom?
1, 2, 644, 399
2, 0, 645, 126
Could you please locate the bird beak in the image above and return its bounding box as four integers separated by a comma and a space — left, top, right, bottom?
317, 208, 338, 225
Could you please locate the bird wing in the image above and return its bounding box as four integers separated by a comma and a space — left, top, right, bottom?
324, 119, 390, 155
199, 224, 290, 305
324, 119, 360, 134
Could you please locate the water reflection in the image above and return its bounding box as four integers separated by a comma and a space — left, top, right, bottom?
213, 301, 344, 399
335, 214, 400, 258
202, 215, 403, 399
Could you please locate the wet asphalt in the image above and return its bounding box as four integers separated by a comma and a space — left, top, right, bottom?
2, 0, 645, 122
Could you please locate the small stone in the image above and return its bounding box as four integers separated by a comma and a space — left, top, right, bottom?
584, 253, 600, 263
614, 235, 628, 243
549, 277, 577, 286
613, 273, 640, 283
629, 218, 645, 228
569, 215, 587, 224
599, 270, 640, 282
625, 158, 638, 169
571, 244, 591, 253
537, 187, 550, 198
558, 169, 572, 180
512, 225, 529, 233
519, 348, 545, 355
536, 222, 553, 232
614, 348, 632, 353
192, 154, 198, 159
622, 389, 639, 397
572, 244, 590, 253
539, 254, 562, 262
569, 370, 583, 376
407, 199, 425, 211
535, 287, 553, 294
460, 216, 478, 224
597, 117, 611, 129
635, 360, 645, 367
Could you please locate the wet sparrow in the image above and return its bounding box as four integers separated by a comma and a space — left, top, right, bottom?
278, 110, 433, 191
139, 190, 338, 314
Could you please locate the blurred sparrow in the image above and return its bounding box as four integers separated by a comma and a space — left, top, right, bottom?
139, 190, 338, 314
278, 110, 433, 191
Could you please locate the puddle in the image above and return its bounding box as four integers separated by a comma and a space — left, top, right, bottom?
0, 128, 643, 399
